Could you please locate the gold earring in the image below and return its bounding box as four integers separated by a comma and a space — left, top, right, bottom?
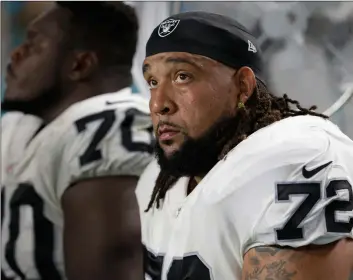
238, 102, 245, 109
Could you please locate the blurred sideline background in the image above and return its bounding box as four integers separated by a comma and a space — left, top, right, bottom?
1, 1, 353, 138
1, 2, 353, 279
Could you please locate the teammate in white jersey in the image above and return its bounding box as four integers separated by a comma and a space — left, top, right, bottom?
2, 2, 154, 280
137, 12, 353, 280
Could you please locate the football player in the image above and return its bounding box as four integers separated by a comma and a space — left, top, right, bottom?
2, 2, 154, 280
137, 12, 353, 280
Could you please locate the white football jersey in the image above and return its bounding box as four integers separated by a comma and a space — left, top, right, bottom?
2, 88, 154, 280
1, 112, 44, 279
136, 115, 353, 280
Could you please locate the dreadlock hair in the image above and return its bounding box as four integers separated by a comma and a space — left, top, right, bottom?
145, 78, 329, 212
57, 1, 138, 76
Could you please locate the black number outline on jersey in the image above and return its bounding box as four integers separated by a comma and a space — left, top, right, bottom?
75, 109, 154, 167
325, 179, 353, 233
144, 246, 212, 280
2, 184, 61, 279
144, 245, 164, 280
275, 182, 321, 240
75, 110, 116, 166
275, 179, 353, 241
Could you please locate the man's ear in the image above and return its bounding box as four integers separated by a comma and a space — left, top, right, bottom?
235, 66, 256, 104
68, 51, 98, 81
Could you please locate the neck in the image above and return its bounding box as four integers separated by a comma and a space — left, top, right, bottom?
186, 176, 204, 195
40, 75, 131, 123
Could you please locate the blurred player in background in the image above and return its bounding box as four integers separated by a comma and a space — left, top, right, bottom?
1, 2, 154, 280
137, 12, 353, 280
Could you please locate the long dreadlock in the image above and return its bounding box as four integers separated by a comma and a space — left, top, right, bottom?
145, 79, 328, 212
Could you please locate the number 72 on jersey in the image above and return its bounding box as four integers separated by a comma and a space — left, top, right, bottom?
275, 179, 353, 241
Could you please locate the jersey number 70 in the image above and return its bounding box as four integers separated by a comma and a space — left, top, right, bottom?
75, 108, 154, 166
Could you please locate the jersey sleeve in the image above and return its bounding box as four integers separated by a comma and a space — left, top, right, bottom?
217, 126, 353, 256
35, 105, 154, 204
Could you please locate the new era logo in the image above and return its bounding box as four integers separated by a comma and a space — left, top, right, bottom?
158, 19, 180, 37
248, 40, 257, 53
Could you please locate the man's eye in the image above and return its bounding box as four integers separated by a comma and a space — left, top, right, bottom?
175, 73, 191, 83
148, 79, 158, 89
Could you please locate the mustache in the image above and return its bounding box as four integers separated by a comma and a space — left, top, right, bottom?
156, 121, 186, 134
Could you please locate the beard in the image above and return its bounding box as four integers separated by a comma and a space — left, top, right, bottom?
155, 113, 242, 178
